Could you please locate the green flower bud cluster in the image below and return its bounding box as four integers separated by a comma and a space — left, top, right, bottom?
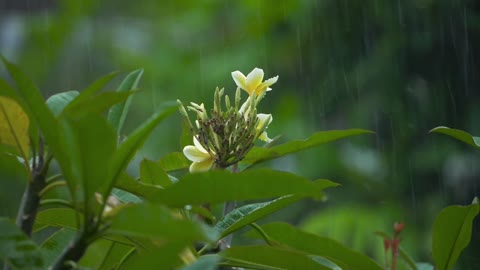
178, 87, 268, 170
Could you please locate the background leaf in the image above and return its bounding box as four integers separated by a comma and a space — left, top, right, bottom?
430, 126, 480, 149
108, 69, 143, 135
106, 203, 217, 243
149, 169, 339, 207
157, 152, 190, 172
221, 245, 332, 270
64, 72, 118, 110
247, 222, 383, 270
0, 96, 30, 160
0, 218, 45, 270
140, 158, 171, 187
242, 129, 373, 166
109, 104, 177, 196
45, 91, 79, 116
432, 198, 480, 270
215, 195, 304, 239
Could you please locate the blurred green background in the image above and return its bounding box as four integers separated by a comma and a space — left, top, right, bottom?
1, 0, 479, 268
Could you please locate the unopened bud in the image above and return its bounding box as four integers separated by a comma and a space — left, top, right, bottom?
394, 222, 405, 234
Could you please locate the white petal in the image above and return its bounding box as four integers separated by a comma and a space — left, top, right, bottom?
245, 68, 264, 93
239, 96, 252, 115
259, 131, 273, 143
257, 113, 273, 127
193, 136, 208, 154
183, 145, 210, 162
264, 76, 278, 86
189, 158, 214, 173
231, 71, 247, 90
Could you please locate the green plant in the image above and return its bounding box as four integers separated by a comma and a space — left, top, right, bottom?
0, 57, 477, 269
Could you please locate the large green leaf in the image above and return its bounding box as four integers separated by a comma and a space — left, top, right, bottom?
64, 91, 135, 118
158, 152, 190, 172
432, 198, 479, 270
149, 169, 339, 207
35, 208, 133, 246
59, 113, 116, 219
115, 173, 163, 200
430, 126, 480, 149
106, 203, 217, 243
35, 208, 79, 230
118, 241, 185, 270
247, 222, 382, 270
98, 242, 133, 270
0, 218, 45, 270
108, 104, 177, 198
64, 72, 118, 110
46, 90, 79, 116
107, 69, 143, 134
140, 158, 171, 187
242, 129, 373, 166
215, 195, 304, 239
221, 245, 332, 270
0, 96, 30, 161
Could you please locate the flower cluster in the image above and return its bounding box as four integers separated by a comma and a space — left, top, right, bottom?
178, 68, 278, 172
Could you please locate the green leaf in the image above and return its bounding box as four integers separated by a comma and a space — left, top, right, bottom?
98, 242, 133, 270
0, 218, 45, 270
242, 129, 373, 166
215, 195, 304, 239
35, 208, 79, 230
109, 104, 177, 197
59, 113, 116, 219
150, 169, 338, 207
430, 126, 480, 149
65, 71, 118, 110
221, 245, 332, 270
106, 203, 217, 243
107, 69, 143, 134
35, 208, 134, 246
46, 90, 79, 116
158, 152, 190, 172
432, 198, 480, 270
115, 173, 164, 200
111, 188, 142, 203
0, 96, 30, 161
64, 91, 135, 118
40, 227, 76, 266
140, 158, 172, 187
180, 255, 220, 270
119, 241, 185, 270
248, 222, 383, 270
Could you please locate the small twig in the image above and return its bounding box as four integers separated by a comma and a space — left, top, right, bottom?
39, 180, 67, 197
39, 199, 73, 209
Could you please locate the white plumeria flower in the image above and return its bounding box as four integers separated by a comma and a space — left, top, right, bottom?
231, 67, 278, 96
183, 136, 215, 173
256, 113, 273, 143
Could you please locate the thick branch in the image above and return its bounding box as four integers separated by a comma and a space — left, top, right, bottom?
51, 234, 89, 270
15, 170, 46, 236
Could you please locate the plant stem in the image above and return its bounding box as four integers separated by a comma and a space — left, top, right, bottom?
15, 169, 47, 236
51, 232, 90, 270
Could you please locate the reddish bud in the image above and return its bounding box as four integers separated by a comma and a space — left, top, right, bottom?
394, 222, 405, 234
